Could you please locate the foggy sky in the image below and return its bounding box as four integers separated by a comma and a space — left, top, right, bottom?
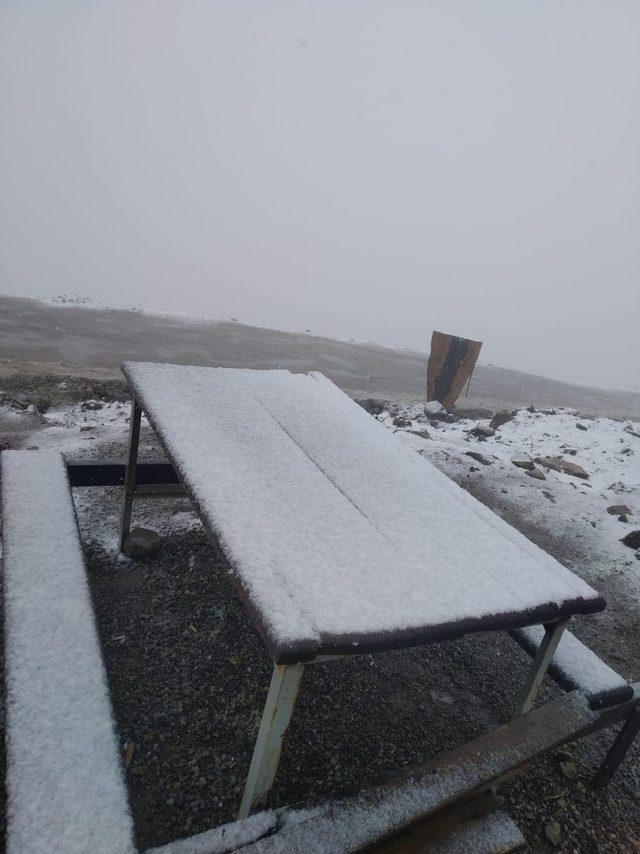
1, 1, 638, 390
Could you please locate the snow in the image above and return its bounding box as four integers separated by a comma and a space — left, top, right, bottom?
385, 403, 640, 585
146, 810, 277, 854
1, 450, 135, 854
123, 363, 602, 661
511, 624, 630, 704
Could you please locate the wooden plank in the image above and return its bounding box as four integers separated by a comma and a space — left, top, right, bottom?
426, 331, 482, 409
241, 689, 639, 853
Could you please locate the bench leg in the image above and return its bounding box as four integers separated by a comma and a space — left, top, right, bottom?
238, 663, 305, 819
119, 396, 142, 552
592, 707, 640, 789
511, 619, 568, 719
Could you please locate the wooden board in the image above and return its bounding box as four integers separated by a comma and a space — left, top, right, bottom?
427, 330, 482, 409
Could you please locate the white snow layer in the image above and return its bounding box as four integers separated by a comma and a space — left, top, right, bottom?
1, 450, 135, 854
145, 810, 277, 854
123, 363, 602, 657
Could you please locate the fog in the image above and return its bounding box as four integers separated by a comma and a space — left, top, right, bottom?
1, 1, 638, 390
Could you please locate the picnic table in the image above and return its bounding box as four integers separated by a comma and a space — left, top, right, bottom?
119, 361, 606, 819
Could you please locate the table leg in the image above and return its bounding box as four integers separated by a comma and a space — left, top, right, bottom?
238, 663, 305, 819
592, 707, 640, 789
119, 396, 142, 552
511, 619, 568, 719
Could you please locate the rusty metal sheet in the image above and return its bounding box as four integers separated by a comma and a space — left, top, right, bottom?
427, 330, 482, 409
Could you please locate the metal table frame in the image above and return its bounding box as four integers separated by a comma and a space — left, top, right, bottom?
118, 393, 570, 819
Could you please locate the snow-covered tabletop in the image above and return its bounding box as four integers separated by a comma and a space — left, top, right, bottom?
122, 363, 605, 663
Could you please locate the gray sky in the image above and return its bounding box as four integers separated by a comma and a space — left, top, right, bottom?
1, 1, 638, 390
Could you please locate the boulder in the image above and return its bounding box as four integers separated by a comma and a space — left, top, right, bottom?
407, 428, 432, 440
465, 451, 492, 466
512, 459, 535, 471
357, 398, 387, 417
471, 425, 495, 439
489, 410, 513, 430
123, 527, 161, 559
525, 468, 546, 481
535, 456, 589, 480
622, 530, 640, 550
607, 504, 632, 516
392, 415, 411, 428
576, 423, 588, 431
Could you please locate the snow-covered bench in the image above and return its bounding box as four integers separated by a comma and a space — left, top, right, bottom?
1, 450, 135, 854
510, 625, 633, 710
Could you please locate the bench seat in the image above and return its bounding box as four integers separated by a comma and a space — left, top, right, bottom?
510, 625, 633, 709
1, 450, 135, 854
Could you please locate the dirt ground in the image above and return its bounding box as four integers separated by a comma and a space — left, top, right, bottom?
1, 373, 640, 852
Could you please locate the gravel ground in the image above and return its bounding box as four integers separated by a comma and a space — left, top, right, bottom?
1, 376, 640, 852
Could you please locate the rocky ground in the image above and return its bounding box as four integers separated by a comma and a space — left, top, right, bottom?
1, 374, 640, 852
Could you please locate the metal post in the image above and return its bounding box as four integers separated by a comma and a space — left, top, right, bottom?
119, 396, 142, 552
511, 619, 568, 719
238, 663, 305, 819
592, 707, 640, 789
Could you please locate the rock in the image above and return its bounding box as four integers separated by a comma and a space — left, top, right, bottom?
621, 530, 640, 550
512, 459, 535, 471
80, 425, 94, 432
535, 456, 589, 479
525, 468, 546, 480
619, 515, 629, 523
542, 490, 556, 502
424, 400, 446, 416
469, 466, 479, 473
544, 819, 563, 847
407, 429, 432, 440
82, 399, 105, 411
489, 410, 513, 430
636, 550, 640, 561
357, 398, 387, 416
576, 423, 588, 431
465, 451, 492, 465
392, 415, 411, 428
123, 527, 161, 558
471, 425, 495, 439
624, 424, 640, 439
559, 760, 578, 780
544, 820, 562, 847
608, 504, 632, 516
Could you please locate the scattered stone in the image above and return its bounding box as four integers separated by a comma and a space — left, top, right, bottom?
469, 466, 479, 473
544, 819, 562, 847
608, 504, 632, 516
81, 399, 105, 411
621, 530, 640, 550
489, 410, 513, 430
465, 451, 492, 466
619, 515, 629, 523
123, 527, 162, 559
424, 400, 446, 416
559, 760, 578, 780
392, 416, 411, 428
512, 459, 535, 471
535, 456, 589, 479
609, 481, 631, 495
357, 398, 387, 416
542, 490, 556, 502
525, 468, 546, 481
407, 429, 432, 440
576, 423, 588, 431
471, 425, 495, 439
